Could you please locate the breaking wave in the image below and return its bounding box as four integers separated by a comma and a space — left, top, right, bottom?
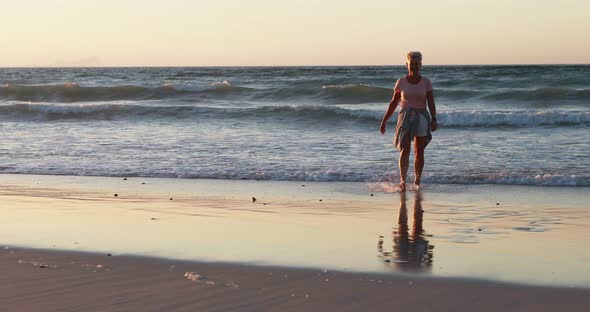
1, 102, 588, 127
2, 82, 588, 106
0, 82, 252, 102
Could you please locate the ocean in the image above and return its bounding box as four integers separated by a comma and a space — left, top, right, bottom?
1, 65, 588, 186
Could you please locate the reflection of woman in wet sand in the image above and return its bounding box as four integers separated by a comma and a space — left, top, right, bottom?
378, 191, 434, 271
380, 51, 437, 191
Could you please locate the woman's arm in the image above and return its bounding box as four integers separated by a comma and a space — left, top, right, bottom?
426, 91, 437, 132
380, 92, 401, 134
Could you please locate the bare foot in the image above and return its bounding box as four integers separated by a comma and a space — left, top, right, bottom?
414, 176, 421, 190
398, 181, 406, 192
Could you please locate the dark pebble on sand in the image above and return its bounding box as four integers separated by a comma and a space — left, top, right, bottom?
151, 217, 158, 220
107, 253, 112, 257
319, 199, 323, 202
141, 182, 146, 185
170, 198, 173, 200
478, 228, 482, 231
370, 193, 374, 196
123, 178, 127, 181
496, 203, 500, 205
301, 185, 305, 187
263, 203, 267, 205
39, 265, 49, 269
252, 197, 256, 202
114, 194, 118, 197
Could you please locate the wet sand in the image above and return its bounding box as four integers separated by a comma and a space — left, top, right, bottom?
1, 174, 589, 310
2, 247, 588, 312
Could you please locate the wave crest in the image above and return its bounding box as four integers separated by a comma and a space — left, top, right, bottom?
480, 87, 590, 102
1, 103, 588, 126
0, 82, 251, 102
3, 82, 588, 105
319, 84, 391, 103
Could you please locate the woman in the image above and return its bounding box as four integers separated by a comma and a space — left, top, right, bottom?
380, 51, 437, 191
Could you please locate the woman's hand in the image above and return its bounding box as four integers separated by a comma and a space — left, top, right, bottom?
431, 119, 437, 132
380, 122, 386, 134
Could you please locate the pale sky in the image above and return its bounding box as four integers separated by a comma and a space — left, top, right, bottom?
1, 0, 588, 66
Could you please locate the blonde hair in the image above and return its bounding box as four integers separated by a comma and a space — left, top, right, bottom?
406, 51, 422, 63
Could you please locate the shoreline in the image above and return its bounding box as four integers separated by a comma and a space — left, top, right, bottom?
2, 246, 589, 311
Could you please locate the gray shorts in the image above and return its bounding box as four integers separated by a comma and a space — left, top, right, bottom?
415, 113, 429, 137
397, 112, 429, 137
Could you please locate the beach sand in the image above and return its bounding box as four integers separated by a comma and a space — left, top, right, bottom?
2, 247, 589, 312
1, 174, 589, 311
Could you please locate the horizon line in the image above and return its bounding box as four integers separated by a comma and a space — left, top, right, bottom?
1, 63, 589, 69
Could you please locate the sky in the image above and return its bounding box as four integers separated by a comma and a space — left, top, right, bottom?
1, 0, 588, 66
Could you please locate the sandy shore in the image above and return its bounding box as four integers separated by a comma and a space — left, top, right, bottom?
2, 247, 589, 312
1, 174, 589, 310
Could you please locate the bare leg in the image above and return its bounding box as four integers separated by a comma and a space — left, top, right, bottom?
413, 136, 427, 189
398, 140, 411, 191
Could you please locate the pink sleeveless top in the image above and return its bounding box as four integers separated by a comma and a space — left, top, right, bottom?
394, 77, 433, 109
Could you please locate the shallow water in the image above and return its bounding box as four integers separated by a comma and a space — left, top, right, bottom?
1, 66, 589, 185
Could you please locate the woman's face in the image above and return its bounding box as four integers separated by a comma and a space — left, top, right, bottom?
407, 60, 421, 75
